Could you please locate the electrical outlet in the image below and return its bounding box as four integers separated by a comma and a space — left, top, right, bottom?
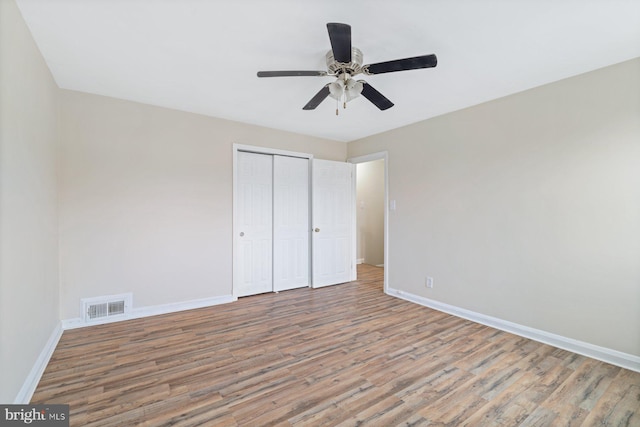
426, 276, 434, 288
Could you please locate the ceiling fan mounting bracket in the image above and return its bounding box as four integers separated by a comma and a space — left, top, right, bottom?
326, 47, 365, 77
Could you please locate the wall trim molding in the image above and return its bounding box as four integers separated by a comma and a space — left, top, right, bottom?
62, 294, 236, 330
387, 287, 640, 373
14, 322, 63, 404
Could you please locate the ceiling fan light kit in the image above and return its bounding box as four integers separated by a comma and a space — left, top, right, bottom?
328, 74, 363, 115
257, 23, 437, 114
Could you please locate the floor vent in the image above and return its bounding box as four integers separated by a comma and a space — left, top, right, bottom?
82, 293, 132, 323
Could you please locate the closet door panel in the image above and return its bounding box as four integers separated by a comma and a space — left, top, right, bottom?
236, 152, 273, 296
312, 159, 353, 287
273, 156, 310, 291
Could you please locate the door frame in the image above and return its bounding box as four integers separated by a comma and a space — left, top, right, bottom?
232, 144, 313, 298
348, 151, 389, 294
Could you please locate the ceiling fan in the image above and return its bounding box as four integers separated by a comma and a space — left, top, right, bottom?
257, 23, 437, 114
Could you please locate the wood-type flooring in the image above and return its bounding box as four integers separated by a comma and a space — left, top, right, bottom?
32, 265, 640, 426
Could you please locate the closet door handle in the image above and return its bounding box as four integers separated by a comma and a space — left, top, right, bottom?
239, 232, 245, 237
314, 228, 320, 233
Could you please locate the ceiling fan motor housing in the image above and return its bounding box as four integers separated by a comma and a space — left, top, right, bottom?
326, 47, 365, 76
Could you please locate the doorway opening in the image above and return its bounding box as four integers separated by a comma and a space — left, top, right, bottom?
349, 152, 389, 293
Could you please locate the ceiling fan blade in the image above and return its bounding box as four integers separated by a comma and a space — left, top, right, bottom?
327, 23, 351, 63
365, 54, 437, 75
257, 70, 327, 77
303, 85, 331, 110
359, 81, 394, 110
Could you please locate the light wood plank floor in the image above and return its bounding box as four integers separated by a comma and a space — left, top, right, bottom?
33, 265, 640, 426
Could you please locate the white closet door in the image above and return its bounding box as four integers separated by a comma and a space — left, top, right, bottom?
312, 159, 354, 287
236, 152, 273, 297
273, 156, 310, 291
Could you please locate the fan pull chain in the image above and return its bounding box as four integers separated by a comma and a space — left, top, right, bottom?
335, 97, 339, 116
342, 86, 347, 110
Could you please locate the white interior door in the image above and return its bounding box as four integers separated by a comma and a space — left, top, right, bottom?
273, 156, 310, 291
236, 152, 273, 297
312, 159, 354, 287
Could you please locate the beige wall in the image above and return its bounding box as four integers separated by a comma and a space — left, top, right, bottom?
59, 90, 346, 319
348, 58, 640, 356
356, 160, 384, 266
0, 0, 60, 402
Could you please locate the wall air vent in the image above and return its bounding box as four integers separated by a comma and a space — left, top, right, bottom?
82, 293, 132, 323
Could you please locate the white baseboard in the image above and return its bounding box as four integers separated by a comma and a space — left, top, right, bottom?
14, 322, 63, 404
387, 287, 640, 373
355, 260, 384, 267
62, 294, 236, 330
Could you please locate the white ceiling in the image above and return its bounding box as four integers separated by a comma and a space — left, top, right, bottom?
16, 0, 640, 142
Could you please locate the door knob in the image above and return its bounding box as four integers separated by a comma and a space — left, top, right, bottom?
239, 232, 245, 237
314, 228, 320, 232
